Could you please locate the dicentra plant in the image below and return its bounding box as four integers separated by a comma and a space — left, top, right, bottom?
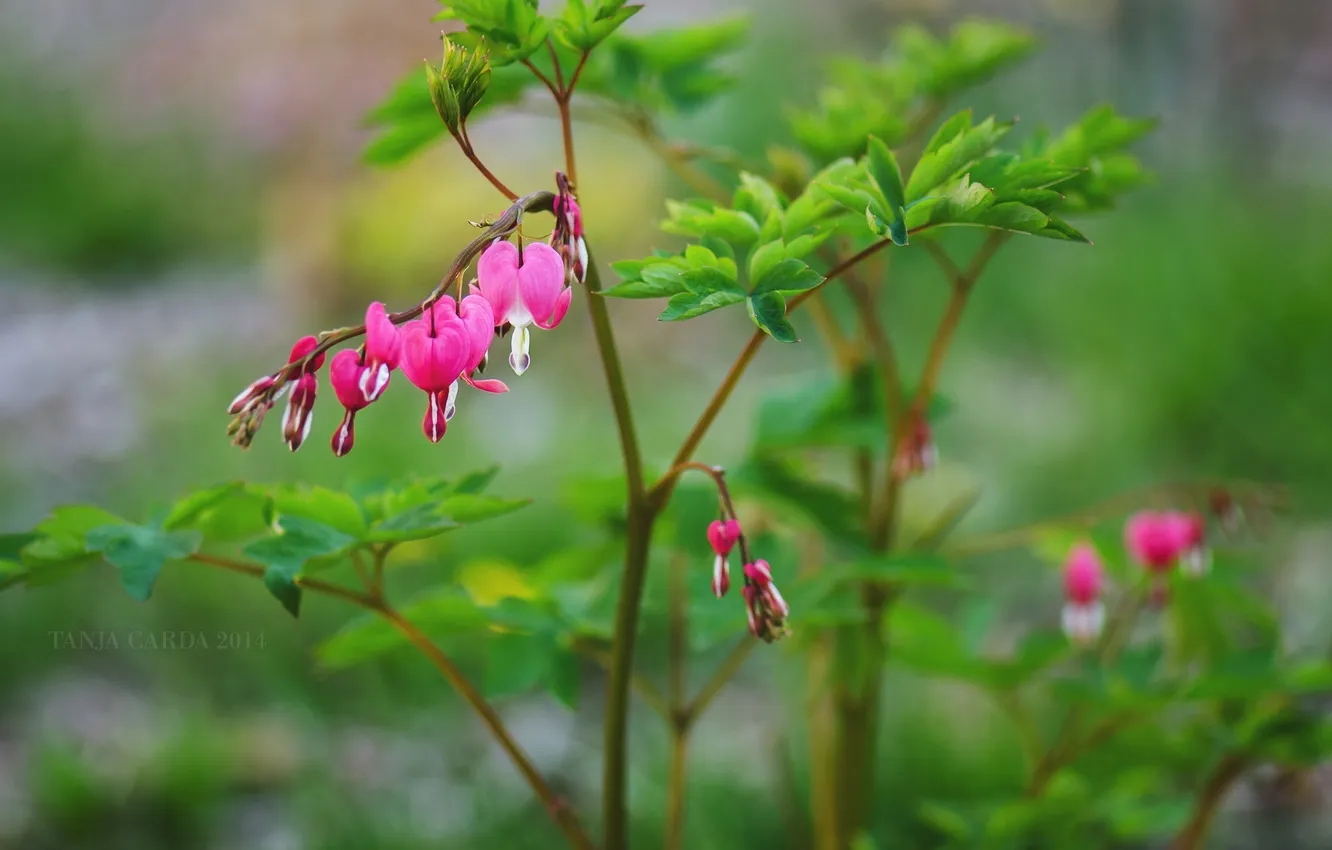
4, 4, 1319, 849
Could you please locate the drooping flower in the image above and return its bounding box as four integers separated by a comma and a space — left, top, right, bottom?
360, 302, 402, 403
280, 336, 325, 452
742, 559, 789, 642
1169, 511, 1211, 577
1061, 543, 1106, 645
553, 172, 588, 285
892, 413, 937, 480
706, 518, 742, 598
398, 295, 505, 442
474, 239, 572, 376
1124, 511, 1183, 573
329, 349, 372, 457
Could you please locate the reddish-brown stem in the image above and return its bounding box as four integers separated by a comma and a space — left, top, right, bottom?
188, 554, 373, 607
375, 604, 597, 850
1172, 755, 1248, 850
546, 40, 568, 92
568, 50, 591, 92
522, 58, 562, 100
912, 232, 1007, 416
454, 126, 519, 200
685, 638, 756, 720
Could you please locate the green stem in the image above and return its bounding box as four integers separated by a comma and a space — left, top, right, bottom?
665, 552, 689, 850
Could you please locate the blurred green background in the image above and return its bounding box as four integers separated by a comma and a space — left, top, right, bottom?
2, 0, 1331, 847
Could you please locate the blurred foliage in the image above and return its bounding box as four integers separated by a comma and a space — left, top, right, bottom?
0, 69, 258, 279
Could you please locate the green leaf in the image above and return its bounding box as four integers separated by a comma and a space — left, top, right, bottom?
602, 262, 691, 299
733, 173, 785, 225
661, 200, 761, 246
263, 569, 302, 618
906, 115, 1012, 203
750, 258, 824, 298
866, 135, 906, 216
746, 240, 787, 286
452, 466, 501, 495
439, 494, 531, 524
486, 632, 550, 699
242, 516, 356, 580
266, 485, 368, 537
747, 292, 798, 342
85, 524, 200, 602
658, 289, 746, 321
364, 503, 460, 543
681, 266, 741, 295
317, 587, 488, 669
548, 650, 581, 709
162, 483, 244, 531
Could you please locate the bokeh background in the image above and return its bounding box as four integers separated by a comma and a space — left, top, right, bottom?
2, 0, 1331, 847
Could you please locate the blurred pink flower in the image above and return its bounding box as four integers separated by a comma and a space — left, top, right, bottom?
1061, 543, 1105, 645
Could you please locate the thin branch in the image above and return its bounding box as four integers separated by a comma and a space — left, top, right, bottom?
522, 58, 562, 100
685, 638, 756, 721
185, 553, 594, 849
651, 235, 915, 503
375, 604, 597, 850
568, 50, 591, 92
1172, 754, 1248, 850
453, 127, 519, 200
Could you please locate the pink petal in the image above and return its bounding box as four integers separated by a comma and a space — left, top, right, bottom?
365, 302, 402, 369
458, 294, 496, 372
423, 389, 449, 443
476, 240, 520, 325
517, 242, 567, 328
329, 349, 369, 410
534, 285, 573, 331
462, 373, 509, 394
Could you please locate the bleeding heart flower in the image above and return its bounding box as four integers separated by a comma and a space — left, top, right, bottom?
360, 302, 402, 403
706, 519, 742, 598
397, 295, 508, 443
1061, 543, 1105, 645
1124, 511, 1183, 573
553, 172, 588, 285
892, 412, 937, 480
741, 559, 789, 641
329, 349, 372, 457
474, 239, 572, 376
399, 299, 473, 443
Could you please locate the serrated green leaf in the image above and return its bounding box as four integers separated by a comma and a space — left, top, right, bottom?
242, 516, 356, 580
659, 289, 746, 321
746, 292, 799, 342
750, 258, 824, 297
906, 115, 1011, 202
439, 494, 531, 523
681, 266, 741, 295
85, 524, 200, 602
263, 568, 302, 618
364, 503, 461, 543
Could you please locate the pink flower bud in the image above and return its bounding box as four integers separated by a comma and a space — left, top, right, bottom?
282, 373, 317, 452
228, 375, 276, 415
892, 414, 937, 480
1063, 544, 1104, 605
1124, 511, 1182, 573
706, 519, 742, 556
711, 554, 730, 598
1061, 543, 1106, 645
288, 335, 325, 373
743, 559, 773, 586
